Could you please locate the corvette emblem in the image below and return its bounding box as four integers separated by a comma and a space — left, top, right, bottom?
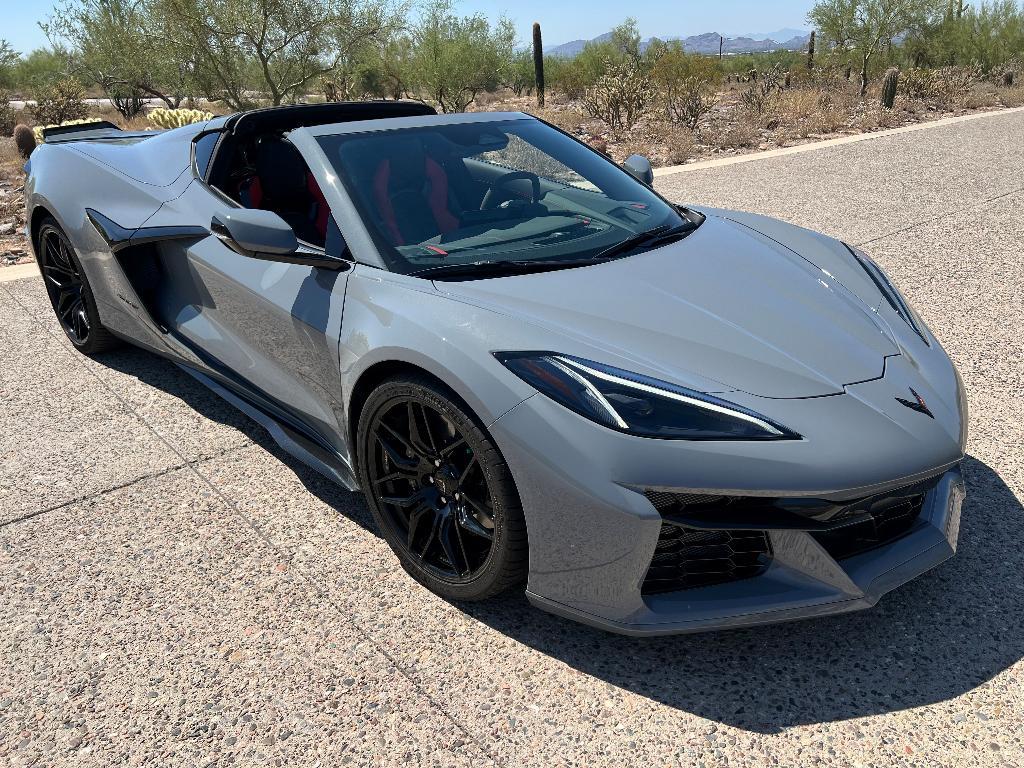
896, 388, 934, 419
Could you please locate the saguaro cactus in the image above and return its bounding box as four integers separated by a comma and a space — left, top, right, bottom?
807, 31, 815, 71
13, 124, 36, 159
881, 67, 899, 109
533, 22, 545, 109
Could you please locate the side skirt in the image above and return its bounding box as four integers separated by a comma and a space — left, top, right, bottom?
177, 365, 360, 492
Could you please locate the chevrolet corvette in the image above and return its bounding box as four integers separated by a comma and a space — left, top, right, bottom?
23, 102, 967, 635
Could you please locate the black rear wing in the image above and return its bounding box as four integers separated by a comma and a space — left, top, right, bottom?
42, 121, 125, 144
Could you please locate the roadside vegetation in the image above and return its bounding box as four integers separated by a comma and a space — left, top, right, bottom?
1, 0, 1023, 250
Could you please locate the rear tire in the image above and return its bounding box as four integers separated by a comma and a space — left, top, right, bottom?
356, 374, 528, 601
36, 217, 121, 355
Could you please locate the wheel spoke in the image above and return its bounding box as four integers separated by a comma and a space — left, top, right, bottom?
438, 514, 468, 576
417, 512, 441, 558
375, 431, 419, 472
439, 436, 467, 457
406, 401, 437, 456
457, 510, 494, 541
457, 456, 479, 486
406, 501, 433, 549
373, 470, 413, 488
380, 489, 427, 509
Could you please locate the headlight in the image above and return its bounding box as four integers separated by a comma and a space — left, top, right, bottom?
495, 353, 799, 441
846, 244, 929, 345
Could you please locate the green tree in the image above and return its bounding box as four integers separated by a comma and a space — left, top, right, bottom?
153, 0, 392, 108
809, 0, 942, 94
43, 0, 187, 115
0, 40, 19, 89
649, 42, 721, 129
11, 48, 70, 92
405, 0, 516, 113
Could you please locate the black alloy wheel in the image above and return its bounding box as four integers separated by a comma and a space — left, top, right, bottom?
357, 375, 527, 601
36, 218, 120, 354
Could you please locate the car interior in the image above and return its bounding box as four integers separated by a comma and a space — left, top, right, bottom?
203, 102, 441, 250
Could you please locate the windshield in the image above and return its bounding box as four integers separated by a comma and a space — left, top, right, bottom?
317, 118, 693, 277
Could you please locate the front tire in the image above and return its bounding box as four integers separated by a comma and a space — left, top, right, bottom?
36, 217, 120, 355
356, 374, 528, 601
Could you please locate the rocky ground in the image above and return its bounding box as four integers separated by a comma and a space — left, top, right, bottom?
1, 108, 1022, 767
0, 137, 30, 267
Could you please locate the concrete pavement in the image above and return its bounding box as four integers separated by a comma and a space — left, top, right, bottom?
2, 108, 1022, 767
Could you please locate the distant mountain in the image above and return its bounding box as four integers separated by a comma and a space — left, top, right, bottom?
735, 28, 810, 43
547, 30, 812, 58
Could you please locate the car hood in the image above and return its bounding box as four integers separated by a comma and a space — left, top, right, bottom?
435, 213, 899, 399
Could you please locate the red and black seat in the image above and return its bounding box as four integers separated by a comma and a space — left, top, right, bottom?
371, 139, 461, 246
238, 138, 328, 246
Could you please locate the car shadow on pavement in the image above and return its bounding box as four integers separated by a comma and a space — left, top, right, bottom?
92, 349, 1022, 734
93, 347, 379, 536
464, 455, 1023, 734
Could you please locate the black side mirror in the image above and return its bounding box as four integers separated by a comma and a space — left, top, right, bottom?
623, 154, 655, 186
211, 210, 347, 270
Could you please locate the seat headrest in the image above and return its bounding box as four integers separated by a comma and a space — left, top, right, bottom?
255, 138, 308, 202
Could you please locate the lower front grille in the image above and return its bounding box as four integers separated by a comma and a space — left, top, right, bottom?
810, 494, 926, 560
642, 525, 772, 595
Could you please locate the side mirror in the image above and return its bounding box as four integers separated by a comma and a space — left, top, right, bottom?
211, 209, 298, 257
623, 154, 654, 186
210, 210, 348, 270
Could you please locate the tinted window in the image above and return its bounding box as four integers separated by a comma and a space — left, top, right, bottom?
317, 118, 686, 276
193, 132, 221, 179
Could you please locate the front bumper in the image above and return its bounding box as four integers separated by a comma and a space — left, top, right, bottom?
490, 364, 966, 636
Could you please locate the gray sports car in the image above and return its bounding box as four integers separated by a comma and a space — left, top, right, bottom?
24, 102, 967, 635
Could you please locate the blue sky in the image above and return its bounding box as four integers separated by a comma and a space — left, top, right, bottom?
3, 0, 814, 54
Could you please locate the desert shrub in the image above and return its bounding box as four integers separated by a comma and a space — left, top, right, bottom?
1000, 85, 1024, 107
900, 68, 939, 100
774, 88, 848, 139
529, 106, 585, 136
710, 118, 761, 150
32, 78, 89, 127
993, 58, 1021, 86
650, 46, 719, 130
933, 65, 982, 107
149, 107, 214, 129
0, 91, 16, 136
651, 121, 696, 165
582, 58, 654, 131
740, 65, 784, 120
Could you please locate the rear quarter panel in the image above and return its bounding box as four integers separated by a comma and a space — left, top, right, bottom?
26, 138, 194, 341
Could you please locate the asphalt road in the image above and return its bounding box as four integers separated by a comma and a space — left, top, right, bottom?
2, 110, 1023, 767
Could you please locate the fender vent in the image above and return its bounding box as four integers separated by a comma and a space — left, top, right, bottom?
642, 525, 772, 595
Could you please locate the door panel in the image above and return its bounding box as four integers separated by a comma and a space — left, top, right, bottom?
151, 181, 351, 450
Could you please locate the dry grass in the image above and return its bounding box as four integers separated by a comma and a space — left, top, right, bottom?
0, 138, 23, 182
1000, 86, 1024, 107
773, 88, 850, 140
707, 117, 761, 150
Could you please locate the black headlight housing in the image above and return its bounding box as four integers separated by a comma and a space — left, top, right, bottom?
495, 353, 800, 441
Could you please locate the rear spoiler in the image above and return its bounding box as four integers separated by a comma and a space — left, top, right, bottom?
41, 121, 155, 144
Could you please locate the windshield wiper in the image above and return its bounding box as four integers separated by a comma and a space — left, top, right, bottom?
410, 257, 613, 281
592, 221, 698, 262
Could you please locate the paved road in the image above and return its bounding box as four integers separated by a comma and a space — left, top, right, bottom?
2, 111, 1023, 767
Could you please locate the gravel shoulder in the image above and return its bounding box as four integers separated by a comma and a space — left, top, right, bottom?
2, 110, 1023, 767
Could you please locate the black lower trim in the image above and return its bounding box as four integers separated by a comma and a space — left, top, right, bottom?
87, 208, 208, 253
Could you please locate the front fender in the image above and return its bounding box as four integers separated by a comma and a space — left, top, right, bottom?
337, 268, 538, 438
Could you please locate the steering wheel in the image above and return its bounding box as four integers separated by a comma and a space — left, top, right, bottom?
480, 171, 542, 210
